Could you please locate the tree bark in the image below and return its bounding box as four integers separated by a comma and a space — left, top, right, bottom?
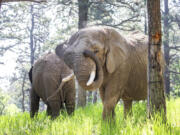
163, 0, 170, 96
77, 0, 89, 107
0, 102, 5, 115
30, 5, 35, 66
87, 91, 92, 103
78, 0, 89, 29
144, 0, 147, 35
21, 72, 26, 112
93, 91, 97, 104
147, 0, 166, 120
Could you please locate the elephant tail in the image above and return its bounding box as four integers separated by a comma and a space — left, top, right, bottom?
29, 66, 33, 84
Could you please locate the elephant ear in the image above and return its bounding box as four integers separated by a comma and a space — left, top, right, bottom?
55, 41, 68, 60
105, 27, 127, 74
106, 47, 116, 73
56, 32, 79, 59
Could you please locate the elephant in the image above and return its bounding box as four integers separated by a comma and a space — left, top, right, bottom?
28, 52, 75, 119
55, 26, 164, 120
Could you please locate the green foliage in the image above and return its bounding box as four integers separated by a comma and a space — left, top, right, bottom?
0, 89, 9, 115
89, 1, 144, 31
0, 88, 21, 115
0, 99, 179, 135
4, 104, 21, 115
170, 59, 180, 97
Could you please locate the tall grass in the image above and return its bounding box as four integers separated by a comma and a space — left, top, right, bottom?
0, 98, 179, 135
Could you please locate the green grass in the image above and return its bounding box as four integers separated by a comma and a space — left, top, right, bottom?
0, 98, 180, 135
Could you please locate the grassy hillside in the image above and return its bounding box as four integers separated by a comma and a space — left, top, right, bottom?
0, 98, 179, 135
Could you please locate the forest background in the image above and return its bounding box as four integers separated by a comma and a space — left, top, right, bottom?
0, 0, 179, 115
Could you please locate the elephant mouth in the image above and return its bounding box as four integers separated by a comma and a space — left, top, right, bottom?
74, 50, 103, 91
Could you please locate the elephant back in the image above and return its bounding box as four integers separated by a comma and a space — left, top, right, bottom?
32, 52, 70, 101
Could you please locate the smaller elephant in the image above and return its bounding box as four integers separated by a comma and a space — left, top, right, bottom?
29, 52, 75, 118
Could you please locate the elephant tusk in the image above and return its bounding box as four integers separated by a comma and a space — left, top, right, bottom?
62, 73, 74, 82
86, 70, 96, 86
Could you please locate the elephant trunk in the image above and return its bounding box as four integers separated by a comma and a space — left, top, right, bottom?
76, 50, 103, 91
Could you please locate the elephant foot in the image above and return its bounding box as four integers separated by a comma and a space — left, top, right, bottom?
65, 104, 75, 115
59, 103, 66, 115
102, 103, 115, 122
46, 105, 52, 116
51, 114, 59, 120
48, 101, 61, 119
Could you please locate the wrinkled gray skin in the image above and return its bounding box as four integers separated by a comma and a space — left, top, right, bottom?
55, 26, 164, 120
29, 52, 75, 119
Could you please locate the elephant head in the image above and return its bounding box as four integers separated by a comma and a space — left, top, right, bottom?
55, 26, 128, 91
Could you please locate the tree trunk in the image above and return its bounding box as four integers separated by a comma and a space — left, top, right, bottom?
0, 102, 5, 115
147, 0, 166, 120
0, 0, 2, 9
30, 5, 35, 66
78, 0, 89, 29
87, 91, 92, 103
77, 0, 89, 107
21, 72, 26, 112
93, 91, 98, 104
163, 0, 170, 96
144, 0, 147, 35
28, 5, 36, 111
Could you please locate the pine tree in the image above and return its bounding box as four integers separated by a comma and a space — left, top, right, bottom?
147, 0, 166, 120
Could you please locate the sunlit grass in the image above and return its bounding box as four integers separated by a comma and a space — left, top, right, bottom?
0, 98, 179, 135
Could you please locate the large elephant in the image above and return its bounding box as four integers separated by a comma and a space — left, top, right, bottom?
55, 26, 164, 120
29, 52, 75, 118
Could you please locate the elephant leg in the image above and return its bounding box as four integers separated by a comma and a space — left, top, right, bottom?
123, 99, 133, 118
102, 81, 120, 121
102, 99, 117, 121
102, 92, 119, 121
46, 105, 52, 116
48, 101, 61, 119
99, 87, 105, 104
30, 88, 40, 118
63, 80, 75, 115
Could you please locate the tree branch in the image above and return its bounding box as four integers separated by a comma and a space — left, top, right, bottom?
96, 14, 139, 28
0, 101, 5, 115
108, 0, 136, 12
169, 46, 180, 51
169, 70, 180, 74
1, 0, 46, 3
